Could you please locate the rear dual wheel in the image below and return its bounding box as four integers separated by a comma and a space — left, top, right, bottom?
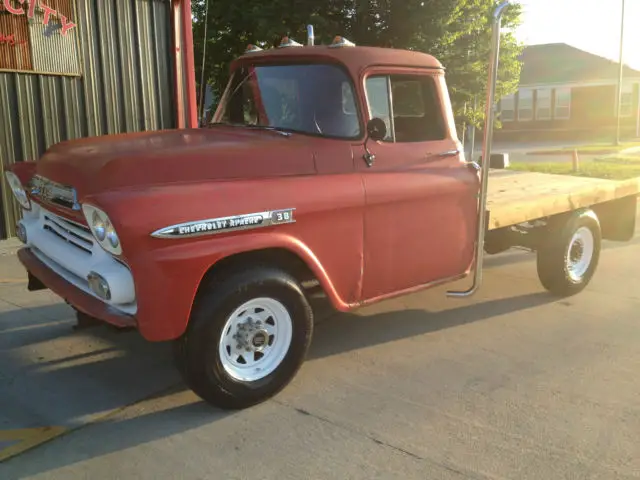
536, 209, 601, 297
174, 266, 313, 410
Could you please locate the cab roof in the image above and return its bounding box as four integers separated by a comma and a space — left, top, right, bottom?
231, 44, 444, 74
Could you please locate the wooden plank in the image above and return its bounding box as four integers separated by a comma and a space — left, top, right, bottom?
486, 170, 640, 230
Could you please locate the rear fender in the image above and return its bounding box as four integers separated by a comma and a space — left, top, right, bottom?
592, 195, 638, 242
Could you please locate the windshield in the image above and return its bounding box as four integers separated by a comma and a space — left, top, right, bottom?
213, 63, 361, 139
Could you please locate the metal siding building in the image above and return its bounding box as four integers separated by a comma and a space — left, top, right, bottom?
0, 0, 193, 239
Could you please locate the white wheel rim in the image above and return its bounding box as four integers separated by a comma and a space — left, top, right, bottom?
566, 226, 595, 282
218, 297, 293, 382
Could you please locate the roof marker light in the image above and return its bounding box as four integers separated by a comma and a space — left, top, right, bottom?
245, 44, 263, 53
278, 36, 303, 48
307, 25, 315, 46
329, 36, 356, 48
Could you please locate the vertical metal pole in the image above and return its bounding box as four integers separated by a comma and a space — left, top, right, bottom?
447, 1, 510, 298
461, 101, 467, 148
615, 0, 626, 145
470, 95, 477, 161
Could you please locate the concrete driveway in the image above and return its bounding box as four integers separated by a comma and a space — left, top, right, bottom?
1, 225, 640, 479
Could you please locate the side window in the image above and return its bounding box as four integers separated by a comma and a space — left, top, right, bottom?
365, 74, 446, 143
365, 76, 393, 141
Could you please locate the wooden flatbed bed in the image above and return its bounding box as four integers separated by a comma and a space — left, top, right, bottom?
486, 170, 640, 230
477, 168, 639, 297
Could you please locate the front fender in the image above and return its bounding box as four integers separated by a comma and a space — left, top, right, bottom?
88, 174, 365, 341
7, 161, 37, 185
131, 232, 356, 342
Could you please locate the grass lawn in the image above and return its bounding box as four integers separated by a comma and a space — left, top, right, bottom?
527, 141, 640, 156
509, 159, 640, 180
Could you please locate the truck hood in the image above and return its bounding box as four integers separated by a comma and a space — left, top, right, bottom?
35, 127, 316, 198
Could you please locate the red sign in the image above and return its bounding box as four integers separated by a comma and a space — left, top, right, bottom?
2, 0, 77, 36
0, 33, 28, 46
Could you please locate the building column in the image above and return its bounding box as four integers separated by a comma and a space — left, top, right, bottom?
172, 0, 198, 129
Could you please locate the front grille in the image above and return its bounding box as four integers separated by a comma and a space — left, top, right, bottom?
43, 214, 94, 255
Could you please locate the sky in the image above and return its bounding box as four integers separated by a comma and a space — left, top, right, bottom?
515, 0, 640, 70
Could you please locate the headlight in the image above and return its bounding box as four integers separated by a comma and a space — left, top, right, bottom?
92, 211, 106, 241
82, 204, 122, 256
4, 171, 31, 210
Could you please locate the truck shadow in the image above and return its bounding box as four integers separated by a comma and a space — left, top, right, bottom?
0, 290, 555, 476
308, 291, 552, 360
468, 234, 640, 270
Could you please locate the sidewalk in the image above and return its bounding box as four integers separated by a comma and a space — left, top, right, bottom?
0, 239, 27, 287
599, 145, 640, 160
0, 238, 21, 257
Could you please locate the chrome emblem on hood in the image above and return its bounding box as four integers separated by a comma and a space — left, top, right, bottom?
151, 209, 296, 239
29, 175, 81, 211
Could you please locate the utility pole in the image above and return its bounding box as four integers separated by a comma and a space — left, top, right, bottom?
615, 0, 626, 145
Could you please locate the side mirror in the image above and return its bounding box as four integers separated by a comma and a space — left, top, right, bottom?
362, 118, 387, 168
367, 118, 387, 141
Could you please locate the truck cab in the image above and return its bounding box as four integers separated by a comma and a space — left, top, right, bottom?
219, 37, 480, 296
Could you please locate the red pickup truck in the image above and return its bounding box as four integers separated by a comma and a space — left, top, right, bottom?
4, 6, 638, 409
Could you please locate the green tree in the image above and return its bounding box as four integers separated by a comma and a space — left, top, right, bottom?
192, 0, 523, 129
191, 0, 349, 113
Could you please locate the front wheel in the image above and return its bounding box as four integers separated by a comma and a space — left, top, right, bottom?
536, 209, 601, 297
174, 267, 314, 410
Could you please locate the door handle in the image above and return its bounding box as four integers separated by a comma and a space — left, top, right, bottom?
438, 149, 460, 157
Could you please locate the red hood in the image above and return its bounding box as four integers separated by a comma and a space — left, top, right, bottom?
35, 127, 316, 198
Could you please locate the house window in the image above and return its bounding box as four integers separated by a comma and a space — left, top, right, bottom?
500, 94, 515, 122
518, 89, 533, 121
620, 84, 634, 117
536, 89, 551, 120
555, 88, 571, 119
365, 74, 446, 142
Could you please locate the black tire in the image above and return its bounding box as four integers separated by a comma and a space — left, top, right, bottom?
174, 266, 313, 410
536, 209, 601, 297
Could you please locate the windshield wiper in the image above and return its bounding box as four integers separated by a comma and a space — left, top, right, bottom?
209, 123, 293, 137
210, 122, 246, 126
246, 125, 293, 136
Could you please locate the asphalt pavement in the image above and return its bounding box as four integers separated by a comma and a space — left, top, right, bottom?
1, 222, 640, 479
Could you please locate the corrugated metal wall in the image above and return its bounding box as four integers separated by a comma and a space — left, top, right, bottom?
0, 0, 178, 239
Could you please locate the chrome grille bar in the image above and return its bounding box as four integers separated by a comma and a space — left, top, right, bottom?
43, 214, 93, 255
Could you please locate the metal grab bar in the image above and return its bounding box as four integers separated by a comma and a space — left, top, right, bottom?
447, 1, 511, 298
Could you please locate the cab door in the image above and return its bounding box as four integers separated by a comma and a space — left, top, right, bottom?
356, 69, 479, 301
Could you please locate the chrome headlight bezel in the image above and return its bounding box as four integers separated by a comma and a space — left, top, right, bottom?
82, 204, 123, 256
4, 171, 31, 210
